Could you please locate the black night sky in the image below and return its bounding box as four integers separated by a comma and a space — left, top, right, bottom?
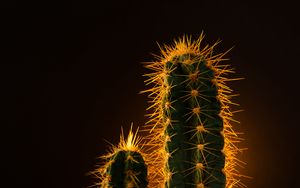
2, 1, 300, 188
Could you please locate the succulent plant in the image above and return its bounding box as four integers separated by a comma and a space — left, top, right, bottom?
94, 33, 245, 188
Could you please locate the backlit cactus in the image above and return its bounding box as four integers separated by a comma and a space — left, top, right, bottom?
93, 33, 245, 188
142, 33, 244, 187
96, 127, 148, 188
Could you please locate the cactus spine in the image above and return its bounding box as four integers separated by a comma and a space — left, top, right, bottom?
97, 127, 148, 188
143, 34, 244, 187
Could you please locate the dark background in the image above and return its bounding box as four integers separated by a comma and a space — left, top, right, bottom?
2, 0, 299, 187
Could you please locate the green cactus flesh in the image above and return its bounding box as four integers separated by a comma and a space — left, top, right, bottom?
163, 54, 225, 188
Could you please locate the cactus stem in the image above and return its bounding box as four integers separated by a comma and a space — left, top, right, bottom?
142, 33, 246, 187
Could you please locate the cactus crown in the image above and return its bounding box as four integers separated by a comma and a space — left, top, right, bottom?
142, 33, 245, 188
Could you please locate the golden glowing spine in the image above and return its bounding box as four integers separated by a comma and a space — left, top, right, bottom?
141, 33, 245, 187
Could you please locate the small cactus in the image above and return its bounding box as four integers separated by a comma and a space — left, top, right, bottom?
142, 33, 244, 187
96, 126, 148, 188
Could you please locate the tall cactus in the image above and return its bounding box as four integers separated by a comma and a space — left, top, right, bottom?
96, 126, 148, 188
142, 33, 244, 188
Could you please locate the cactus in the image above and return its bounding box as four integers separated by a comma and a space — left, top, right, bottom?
96, 126, 148, 188
91, 33, 245, 188
142, 33, 244, 188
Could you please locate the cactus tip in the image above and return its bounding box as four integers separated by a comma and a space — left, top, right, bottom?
119, 124, 142, 152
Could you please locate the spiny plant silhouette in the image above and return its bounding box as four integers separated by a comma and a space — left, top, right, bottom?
94, 126, 148, 188
95, 33, 245, 188
141, 33, 245, 188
